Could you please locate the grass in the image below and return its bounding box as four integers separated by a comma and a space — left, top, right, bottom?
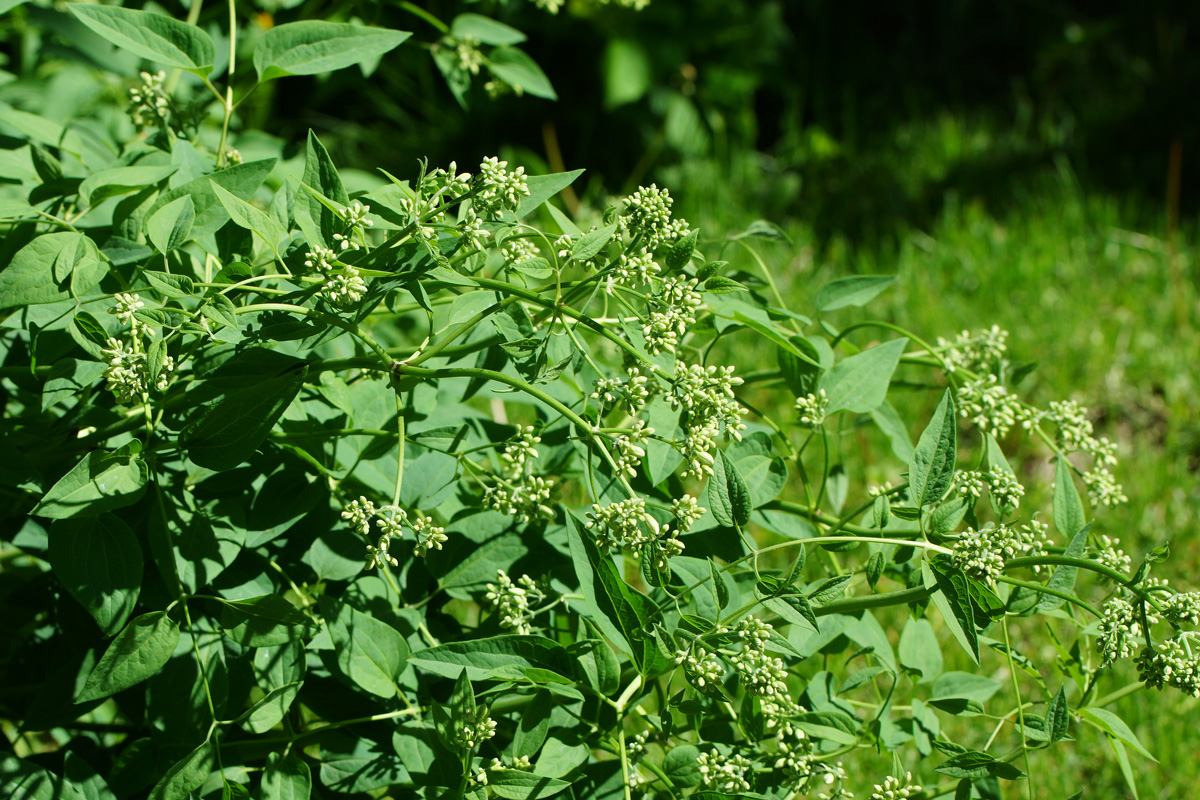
658, 116, 1200, 797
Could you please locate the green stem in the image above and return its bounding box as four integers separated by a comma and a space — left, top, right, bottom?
1002, 618, 1035, 800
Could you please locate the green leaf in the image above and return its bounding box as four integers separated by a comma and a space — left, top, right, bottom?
488, 47, 557, 99
408, 635, 571, 682
210, 181, 286, 257
819, 338, 908, 414
870, 401, 915, 461
0, 755, 87, 800
713, 450, 752, 527
664, 229, 698, 272
567, 514, 655, 668
201, 293, 239, 331
451, 13, 525, 45
1080, 707, 1156, 761
662, 744, 702, 787
33, 451, 150, 520
144, 270, 195, 299
935, 750, 1024, 780
728, 310, 820, 367
926, 558, 980, 664
898, 617, 943, 682
1046, 686, 1069, 743
145, 159, 276, 238
301, 130, 349, 248
237, 681, 302, 734
0, 232, 106, 309
488, 771, 571, 800
67, 4, 214, 75
815, 275, 897, 311
319, 596, 409, 697
1039, 522, 1091, 611
908, 390, 957, 509
318, 735, 408, 793
147, 740, 216, 800
793, 710, 860, 745
1053, 456, 1086, 538
571, 224, 617, 261
77, 611, 180, 702
79, 165, 177, 207
185, 365, 307, 470
219, 594, 316, 647
513, 690, 553, 759
1109, 736, 1140, 800
516, 169, 584, 218
254, 21, 411, 81
260, 753, 311, 800
704, 275, 747, 294
710, 559, 729, 611
145, 195, 194, 254
49, 515, 143, 637
808, 574, 852, 605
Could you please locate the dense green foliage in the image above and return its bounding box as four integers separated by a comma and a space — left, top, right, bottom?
1, 2, 1197, 800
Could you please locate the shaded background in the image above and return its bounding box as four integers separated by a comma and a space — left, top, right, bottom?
257, 0, 1199, 242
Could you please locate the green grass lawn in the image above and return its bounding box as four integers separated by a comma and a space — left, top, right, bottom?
662, 124, 1200, 797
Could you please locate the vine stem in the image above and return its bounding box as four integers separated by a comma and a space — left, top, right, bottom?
1002, 617, 1035, 800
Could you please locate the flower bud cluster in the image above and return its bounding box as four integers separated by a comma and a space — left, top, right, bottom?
456, 207, 490, 252
794, 389, 830, 428
958, 374, 1023, 437
101, 336, 173, 403
586, 497, 650, 550
696, 750, 753, 793
951, 521, 1047, 581
1024, 400, 1125, 506
330, 200, 373, 252
453, 35, 484, 75
307, 242, 367, 307
101, 293, 173, 402
608, 248, 659, 293
1091, 534, 1133, 577
938, 325, 1008, 373
475, 157, 530, 218
592, 367, 653, 414
324, 267, 367, 307
643, 277, 703, 355
871, 772, 922, 800
489, 755, 532, 772
454, 706, 497, 752
484, 569, 545, 634
729, 618, 789, 698
502, 236, 539, 267
1097, 596, 1142, 666
618, 184, 691, 250
611, 421, 654, 477
671, 363, 747, 477
342, 497, 446, 566
1163, 592, 1200, 626
1138, 634, 1200, 697
675, 644, 725, 689
671, 494, 706, 532
127, 70, 171, 130
500, 425, 541, 478
955, 469, 1025, 509
482, 476, 555, 522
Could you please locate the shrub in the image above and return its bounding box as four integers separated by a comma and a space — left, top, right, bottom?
0, 3, 1192, 800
